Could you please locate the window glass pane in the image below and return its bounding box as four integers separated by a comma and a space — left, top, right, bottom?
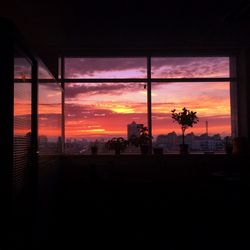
14, 58, 32, 80
13, 50, 32, 194
38, 60, 55, 79
14, 82, 32, 136
65, 82, 147, 154
152, 82, 231, 153
38, 83, 62, 154
65, 58, 147, 78
14, 81, 32, 192
151, 57, 229, 78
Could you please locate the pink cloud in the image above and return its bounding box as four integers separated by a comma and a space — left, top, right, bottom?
64, 57, 229, 79
66, 82, 144, 98
151, 57, 229, 78
65, 58, 147, 78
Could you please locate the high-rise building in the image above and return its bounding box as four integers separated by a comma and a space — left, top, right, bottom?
127, 121, 143, 140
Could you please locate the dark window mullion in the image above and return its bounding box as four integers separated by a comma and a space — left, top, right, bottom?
60, 78, 235, 83
62, 78, 148, 83
147, 56, 152, 154
61, 56, 65, 153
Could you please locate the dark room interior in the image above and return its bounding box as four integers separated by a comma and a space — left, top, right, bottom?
0, 0, 248, 249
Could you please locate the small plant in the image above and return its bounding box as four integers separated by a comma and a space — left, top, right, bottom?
105, 137, 128, 155
129, 125, 152, 146
224, 136, 233, 154
129, 125, 152, 154
171, 107, 199, 153
138, 125, 152, 145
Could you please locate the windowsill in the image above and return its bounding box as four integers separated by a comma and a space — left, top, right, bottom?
60, 153, 240, 157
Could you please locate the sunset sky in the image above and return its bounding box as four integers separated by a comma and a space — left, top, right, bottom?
14, 82, 32, 136
65, 81, 231, 139
38, 83, 62, 138
14, 57, 231, 140
64, 57, 231, 140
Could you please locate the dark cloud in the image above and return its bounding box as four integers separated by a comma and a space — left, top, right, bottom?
14, 115, 31, 122
39, 103, 61, 106
14, 58, 31, 79
65, 103, 113, 118
39, 82, 61, 91
64, 57, 229, 79
38, 59, 55, 79
38, 114, 61, 124
151, 57, 229, 78
65, 58, 146, 78
151, 57, 228, 67
65, 82, 145, 98
14, 58, 56, 80
64, 103, 147, 121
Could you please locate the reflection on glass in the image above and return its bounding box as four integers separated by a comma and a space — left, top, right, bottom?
14, 82, 32, 136
38, 59, 54, 79
152, 82, 231, 153
65, 58, 147, 78
38, 83, 62, 154
13, 52, 32, 193
14, 81, 32, 192
14, 58, 32, 80
151, 57, 229, 78
65, 82, 147, 154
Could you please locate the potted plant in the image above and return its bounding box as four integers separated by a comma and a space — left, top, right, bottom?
171, 107, 199, 154
105, 137, 128, 155
224, 136, 233, 155
232, 136, 248, 155
153, 144, 164, 155
129, 126, 152, 155
90, 140, 98, 155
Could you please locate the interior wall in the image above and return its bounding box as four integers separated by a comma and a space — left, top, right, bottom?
244, 49, 250, 140
0, 20, 15, 248
236, 49, 250, 139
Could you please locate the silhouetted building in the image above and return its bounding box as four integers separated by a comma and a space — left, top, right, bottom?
57, 136, 62, 153
127, 121, 143, 140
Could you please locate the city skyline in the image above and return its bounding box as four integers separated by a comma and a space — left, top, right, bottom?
62, 130, 229, 155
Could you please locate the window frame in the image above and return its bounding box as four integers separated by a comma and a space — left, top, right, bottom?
60, 54, 237, 154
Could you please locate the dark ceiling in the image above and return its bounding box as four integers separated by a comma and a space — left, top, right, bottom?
1, 0, 250, 67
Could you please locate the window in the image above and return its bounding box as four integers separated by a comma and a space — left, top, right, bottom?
62, 56, 234, 154
152, 82, 231, 153
38, 60, 63, 154
65, 82, 147, 154
14, 57, 32, 80
151, 57, 229, 78
65, 58, 147, 78
14, 54, 32, 192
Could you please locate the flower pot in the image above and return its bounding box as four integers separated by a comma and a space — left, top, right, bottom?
91, 146, 98, 155
225, 145, 233, 155
140, 145, 149, 155
179, 144, 189, 154
153, 147, 163, 155
114, 148, 121, 155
